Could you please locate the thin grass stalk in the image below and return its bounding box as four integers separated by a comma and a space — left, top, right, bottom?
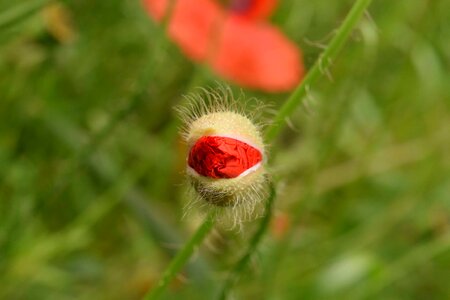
47, 0, 177, 199
0, 0, 50, 30
265, 0, 373, 142
218, 183, 276, 300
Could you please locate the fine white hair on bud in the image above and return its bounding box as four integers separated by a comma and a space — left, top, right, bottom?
176, 85, 269, 228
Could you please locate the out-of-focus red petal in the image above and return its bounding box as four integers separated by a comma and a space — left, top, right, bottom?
211, 16, 304, 92
143, 0, 222, 61
169, 0, 223, 61
230, 0, 278, 20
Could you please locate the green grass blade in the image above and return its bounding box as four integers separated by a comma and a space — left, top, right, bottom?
0, 0, 50, 30
265, 0, 373, 142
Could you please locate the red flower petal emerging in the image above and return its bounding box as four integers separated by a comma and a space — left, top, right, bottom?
188, 136, 262, 179
229, 0, 278, 20
143, 0, 222, 61
211, 16, 304, 92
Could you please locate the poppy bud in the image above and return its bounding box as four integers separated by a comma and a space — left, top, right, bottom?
177, 87, 269, 227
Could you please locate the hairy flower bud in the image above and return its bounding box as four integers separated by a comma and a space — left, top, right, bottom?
177, 87, 269, 227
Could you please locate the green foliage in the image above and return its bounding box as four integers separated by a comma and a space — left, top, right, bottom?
0, 0, 449, 299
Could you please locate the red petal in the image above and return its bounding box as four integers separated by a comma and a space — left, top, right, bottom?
211, 16, 304, 92
143, 0, 222, 61
188, 136, 262, 179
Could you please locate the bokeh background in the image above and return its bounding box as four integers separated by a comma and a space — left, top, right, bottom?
1, 0, 449, 299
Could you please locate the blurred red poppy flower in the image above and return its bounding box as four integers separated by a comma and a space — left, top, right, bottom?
143, 0, 304, 92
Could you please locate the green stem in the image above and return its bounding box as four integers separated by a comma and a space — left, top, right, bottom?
144, 212, 216, 300
218, 183, 276, 300
225, 0, 373, 298
265, 0, 373, 142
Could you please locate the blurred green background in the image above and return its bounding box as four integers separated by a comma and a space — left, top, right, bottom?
1, 0, 449, 299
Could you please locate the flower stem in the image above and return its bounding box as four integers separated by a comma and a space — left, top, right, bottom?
220, 0, 373, 297
144, 212, 216, 300
218, 182, 276, 300
265, 0, 373, 142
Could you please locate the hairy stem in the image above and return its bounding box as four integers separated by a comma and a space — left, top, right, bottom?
221, 0, 374, 298
144, 212, 216, 300
218, 183, 276, 300
265, 0, 373, 142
